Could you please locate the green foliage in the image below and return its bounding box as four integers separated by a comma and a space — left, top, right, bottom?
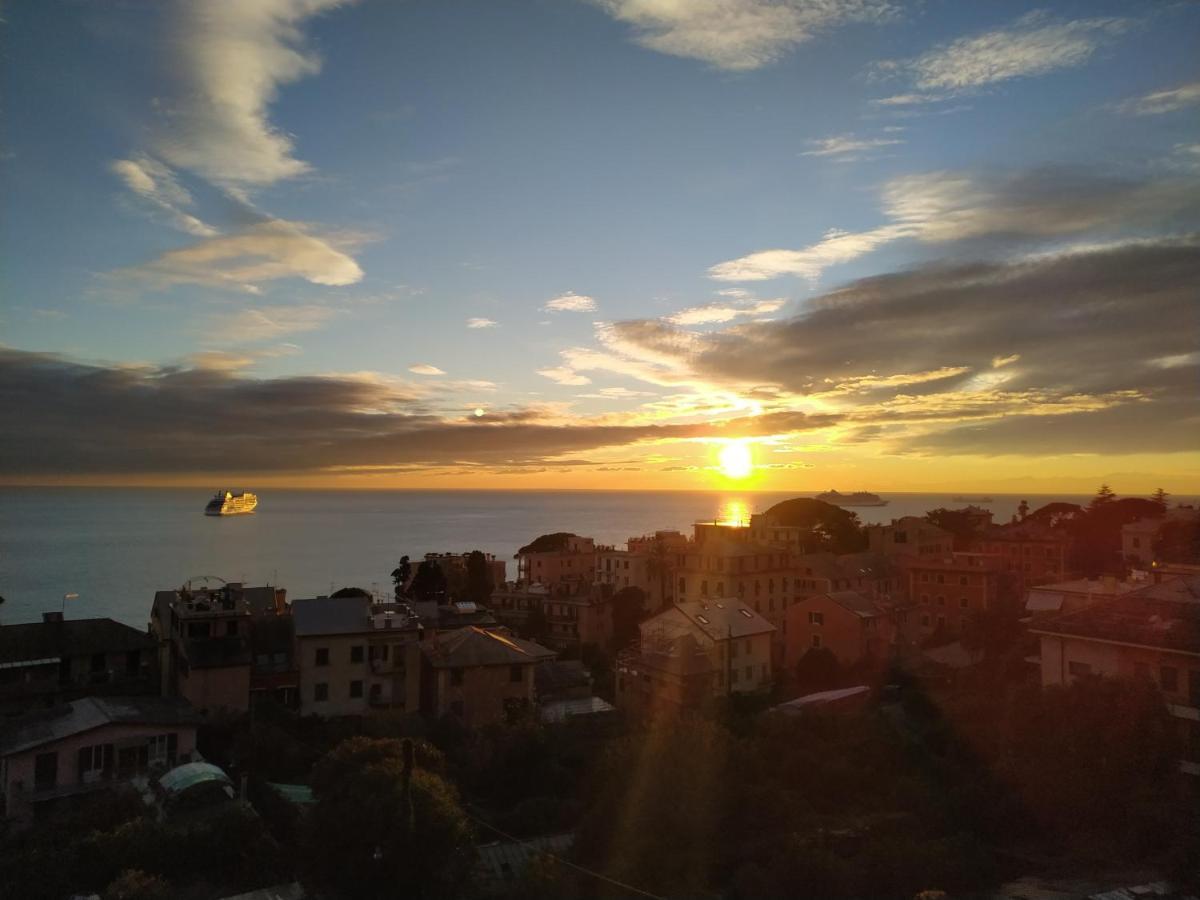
924, 507, 981, 550
307, 737, 476, 899
518, 532, 577, 554
760, 498, 867, 553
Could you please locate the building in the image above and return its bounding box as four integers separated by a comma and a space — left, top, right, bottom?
1025, 576, 1146, 618
615, 632, 716, 719
784, 591, 897, 670
516, 534, 596, 587
419, 626, 555, 727
975, 520, 1071, 591
150, 579, 286, 714
292, 595, 423, 717
490, 582, 549, 631
0, 614, 156, 717
1123, 508, 1200, 567
595, 546, 657, 610
540, 582, 615, 652
636, 600, 775, 696
673, 536, 796, 639
865, 517, 954, 559
903, 553, 1006, 641
1029, 575, 1200, 774
420, 551, 507, 592
0, 695, 199, 822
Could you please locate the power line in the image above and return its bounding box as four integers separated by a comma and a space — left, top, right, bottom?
465, 810, 666, 900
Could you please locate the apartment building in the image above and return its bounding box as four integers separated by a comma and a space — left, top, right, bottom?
975, 520, 1071, 591
1029, 575, 1200, 774
0, 614, 156, 717
540, 582, 614, 652
1025, 576, 1146, 618
419, 627, 555, 727
865, 517, 954, 559
673, 537, 795, 632
595, 547, 657, 609
784, 591, 897, 669
292, 595, 422, 717
516, 534, 596, 587
1122, 508, 1200, 567
903, 553, 1006, 641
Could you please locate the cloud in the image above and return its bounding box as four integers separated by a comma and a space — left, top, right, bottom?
538, 367, 592, 386
185, 351, 259, 372
619, 237, 1200, 454
544, 291, 597, 312
0, 348, 836, 476
205, 304, 340, 341
709, 167, 1200, 281
667, 297, 785, 324
801, 134, 904, 160
154, 0, 350, 190
877, 11, 1128, 94
1113, 81, 1200, 116
409, 364, 446, 376
111, 157, 218, 236
115, 219, 364, 292
466, 317, 498, 329
591, 0, 898, 71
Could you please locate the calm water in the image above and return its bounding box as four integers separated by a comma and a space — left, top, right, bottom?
0, 488, 1173, 628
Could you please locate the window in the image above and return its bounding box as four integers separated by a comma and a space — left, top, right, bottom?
1068, 661, 1092, 677
811, 634, 822, 649
921, 614, 930, 627
1161, 666, 1179, 692
351, 645, 365, 664
959, 598, 969, 609
510, 664, 523, 683
808, 611, 824, 626
921, 594, 929, 605
745, 665, 753, 681
78, 743, 114, 780
349, 680, 364, 699
959, 576, 969, 586
315, 647, 329, 667
937, 615, 946, 629
936, 574, 945, 585
314, 682, 329, 701
936, 596, 945, 607
451, 668, 464, 687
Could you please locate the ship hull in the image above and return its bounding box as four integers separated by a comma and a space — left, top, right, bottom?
205, 507, 256, 516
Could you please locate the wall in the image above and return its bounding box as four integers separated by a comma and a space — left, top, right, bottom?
427, 663, 536, 728
179, 664, 250, 713
298, 634, 370, 717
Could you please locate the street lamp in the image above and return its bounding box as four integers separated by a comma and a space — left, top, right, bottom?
62, 592, 79, 614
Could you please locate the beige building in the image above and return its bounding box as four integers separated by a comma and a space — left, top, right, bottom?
865, 517, 953, 559
1029, 575, 1200, 774
517, 534, 596, 587
292, 595, 422, 717
420, 627, 555, 727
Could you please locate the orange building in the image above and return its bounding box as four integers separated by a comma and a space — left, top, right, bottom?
784, 591, 897, 670
516, 534, 596, 587
903, 553, 1005, 642
975, 520, 1071, 591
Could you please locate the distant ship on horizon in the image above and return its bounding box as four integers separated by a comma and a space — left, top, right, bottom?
815, 490, 888, 508
205, 491, 258, 516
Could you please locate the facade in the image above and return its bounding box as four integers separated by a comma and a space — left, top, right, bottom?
1122, 508, 1200, 567
903, 553, 1005, 641
784, 591, 896, 670
149, 580, 288, 713
673, 537, 796, 640
615, 632, 715, 719
420, 627, 555, 727
975, 521, 1071, 591
0, 696, 198, 821
0, 615, 156, 717
516, 534, 596, 587
595, 547, 656, 608
540, 582, 614, 652
490, 582, 549, 631
292, 595, 422, 717
865, 517, 954, 559
1029, 575, 1200, 774
420, 551, 507, 591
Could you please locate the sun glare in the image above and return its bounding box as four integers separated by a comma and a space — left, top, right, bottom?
717, 441, 754, 479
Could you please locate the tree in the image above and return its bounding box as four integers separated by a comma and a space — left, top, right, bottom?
409, 560, 448, 605
1025, 501, 1083, 529
924, 508, 980, 551
1017, 499, 1029, 520
794, 646, 840, 692
103, 869, 170, 900
308, 737, 475, 900
760, 498, 866, 554
1151, 487, 1170, 510
609, 586, 646, 651
1088, 484, 1117, 510
1155, 517, 1200, 564
517, 532, 577, 554
391, 555, 412, 599
331, 586, 371, 599
464, 550, 494, 605
521, 604, 550, 643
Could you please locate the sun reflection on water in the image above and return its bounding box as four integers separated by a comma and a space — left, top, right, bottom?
716, 498, 751, 527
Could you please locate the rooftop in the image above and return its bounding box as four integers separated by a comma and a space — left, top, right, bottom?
0, 695, 199, 757
422, 626, 555, 668
1030, 580, 1200, 656
292, 595, 417, 637
676, 600, 775, 640
0, 617, 154, 667
822, 590, 882, 619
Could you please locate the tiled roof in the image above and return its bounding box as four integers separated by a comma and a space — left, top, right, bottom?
823, 591, 881, 618
1029, 581, 1200, 656
0, 695, 198, 756
422, 627, 555, 668
676, 600, 775, 640
0, 618, 154, 666
292, 595, 372, 636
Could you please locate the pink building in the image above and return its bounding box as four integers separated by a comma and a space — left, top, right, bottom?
0, 696, 199, 822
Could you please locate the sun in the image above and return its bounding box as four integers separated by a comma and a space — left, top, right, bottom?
717, 441, 754, 479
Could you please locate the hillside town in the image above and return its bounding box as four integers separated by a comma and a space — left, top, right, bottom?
2, 491, 1199, 899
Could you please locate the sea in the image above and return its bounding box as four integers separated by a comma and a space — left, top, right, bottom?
1, 487, 1189, 629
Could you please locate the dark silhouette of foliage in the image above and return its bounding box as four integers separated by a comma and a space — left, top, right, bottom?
390, 555, 412, 598
409, 559, 448, 604
924, 508, 981, 550
610, 585, 646, 651
1155, 516, 1200, 564
517, 532, 578, 554
330, 586, 370, 599
464, 549, 495, 604
760, 498, 867, 553
102, 869, 170, 900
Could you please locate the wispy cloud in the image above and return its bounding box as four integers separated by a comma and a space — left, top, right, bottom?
205, 304, 340, 341
538, 366, 592, 386
409, 364, 446, 376
115, 219, 364, 293
466, 317, 498, 329
668, 297, 785, 324
801, 133, 904, 160
709, 167, 1200, 281
544, 291, 597, 312
591, 0, 897, 71
110, 157, 218, 237
874, 10, 1129, 103
1112, 81, 1200, 116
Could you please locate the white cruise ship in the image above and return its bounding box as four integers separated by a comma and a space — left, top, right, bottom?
204, 491, 258, 516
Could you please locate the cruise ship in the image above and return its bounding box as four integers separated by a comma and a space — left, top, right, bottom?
815, 490, 888, 507
204, 491, 258, 516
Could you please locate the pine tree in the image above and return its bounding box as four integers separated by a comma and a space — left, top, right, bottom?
1151, 487, 1169, 509
1089, 484, 1116, 510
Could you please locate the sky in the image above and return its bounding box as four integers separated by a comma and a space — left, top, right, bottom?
1, 0, 1198, 493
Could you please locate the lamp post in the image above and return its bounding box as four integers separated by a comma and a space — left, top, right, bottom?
62, 592, 79, 615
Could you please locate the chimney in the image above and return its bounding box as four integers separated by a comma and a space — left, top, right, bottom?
42, 611, 64, 624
